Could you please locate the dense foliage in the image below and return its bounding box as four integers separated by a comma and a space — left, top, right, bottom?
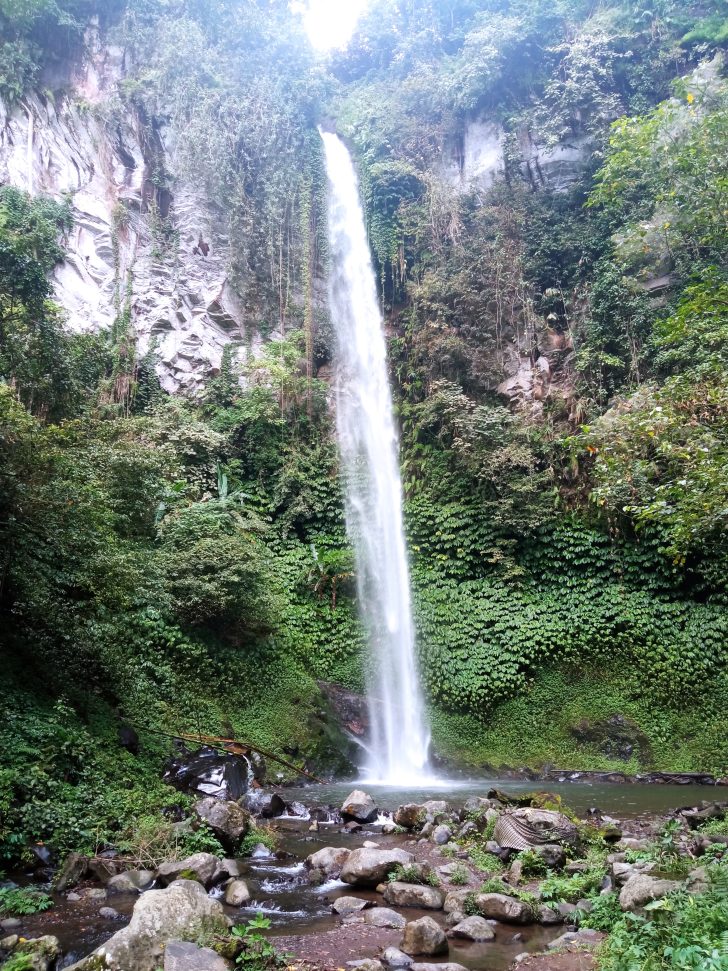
1, 0, 728, 876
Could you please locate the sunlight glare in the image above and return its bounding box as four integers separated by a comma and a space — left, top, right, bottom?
297, 0, 370, 51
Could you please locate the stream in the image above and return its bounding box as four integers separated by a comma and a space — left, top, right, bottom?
15, 778, 716, 970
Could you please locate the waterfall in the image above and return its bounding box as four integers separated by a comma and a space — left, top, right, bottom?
26, 110, 34, 196
321, 131, 433, 785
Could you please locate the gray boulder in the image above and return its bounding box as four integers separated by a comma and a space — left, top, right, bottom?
156, 853, 222, 887
365, 908, 407, 930
224, 879, 251, 907
619, 873, 683, 911
333, 896, 371, 916
537, 905, 562, 925
66, 880, 228, 971
547, 929, 603, 951
7, 936, 61, 971
531, 844, 566, 869
383, 882, 445, 910
106, 870, 156, 895
164, 939, 231, 971
341, 790, 378, 824
194, 798, 250, 850
394, 805, 426, 829
422, 801, 449, 817
401, 916, 448, 956
55, 852, 89, 892
474, 893, 533, 924
341, 848, 414, 887
411, 964, 467, 971
449, 916, 495, 941
306, 846, 351, 878
431, 825, 452, 846
381, 946, 413, 967
443, 889, 470, 914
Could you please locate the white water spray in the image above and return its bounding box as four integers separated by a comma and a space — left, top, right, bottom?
321, 131, 433, 785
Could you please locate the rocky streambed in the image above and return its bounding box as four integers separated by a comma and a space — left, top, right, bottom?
2, 772, 726, 971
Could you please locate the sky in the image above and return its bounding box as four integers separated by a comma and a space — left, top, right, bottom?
295, 0, 370, 51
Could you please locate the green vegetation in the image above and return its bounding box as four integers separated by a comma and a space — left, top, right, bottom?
0, 886, 52, 917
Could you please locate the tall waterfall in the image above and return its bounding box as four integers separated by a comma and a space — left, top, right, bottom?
321, 131, 432, 784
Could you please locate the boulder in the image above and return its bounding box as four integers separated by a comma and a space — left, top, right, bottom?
106, 870, 156, 895
99, 907, 122, 920
422, 801, 449, 818
305, 846, 351, 878
341, 848, 414, 887
547, 929, 603, 951
531, 844, 566, 869
431, 825, 452, 846
333, 896, 371, 916
383, 883, 445, 910
411, 964, 467, 971
164, 747, 251, 801
494, 809, 579, 851
449, 916, 495, 942
619, 873, 683, 911
365, 908, 407, 929
537, 905, 562, 925
400, 917, 448, 956
224, 879, 251, 907
347, 962, 383, 971
381, 946, 413, 967
55, 852, 89, 892
66, 880, 228, 971
341, 790, 378, 824
194, 798, 250, 850
474, 893, 533, 924
89, 858, 123, 884
164, 939, 231, 971
9, 936, 61, 971
443, 889, 471, 914
242, 790, 286, 818
394, 805, 426, 829
156, 853, 222, 888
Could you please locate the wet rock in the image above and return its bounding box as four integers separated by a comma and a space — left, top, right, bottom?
164, 939, 232, 971
383, 882, 445, 910
537, 905, 562, 925
333, 896, 371, 916
249, 843, 274, 859
224, 879, 251, 907
474, 893, 533, 924
66, 880, 228, 971
431, 825, 452, 846
305, 846, 351, 878
55, 852, 89, 892
345, 821, 363, 833
341, 848, 414, 887
194, 798, 250, 850
9, 935, 61, 971
365, 908, 407, 930
164, 747, 250, 801
106, 870, 156, 895
219, 858, 245, 879
156, 853, 222, 888
242, 791, 286, 819
401, 916, 448, 956
394, 805, 426, 829
381, 946, 413, 967
494, 809, 579, 852
619, 873, 683, 911
342, 790, 378, 824
449, 916, 495, 942
99, 907, 122, 920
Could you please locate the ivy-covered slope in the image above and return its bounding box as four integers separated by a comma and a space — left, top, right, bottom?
1, 0, 728, 866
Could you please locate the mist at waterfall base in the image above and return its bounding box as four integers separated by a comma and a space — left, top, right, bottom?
322, 131, 438, 787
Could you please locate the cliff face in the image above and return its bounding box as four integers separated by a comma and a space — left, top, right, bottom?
0, 24, 255, 394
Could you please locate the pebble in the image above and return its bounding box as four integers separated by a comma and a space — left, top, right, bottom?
99, 906, 122, 920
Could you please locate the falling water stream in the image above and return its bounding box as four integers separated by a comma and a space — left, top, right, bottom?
321, 131, 433, 785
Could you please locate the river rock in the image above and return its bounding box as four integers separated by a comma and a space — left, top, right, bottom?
383, 882, 445, 910
333, 896, 371, 916
194, 798, 250, 850
381, 946, 413, 967
8, 935, 61, 971
156, 853, 222, 887
394, 805, 426, 829
164, 939, 231, 971
341, 790, 378, 824
306, 846, 351, 878
242, 790, 286, 818
0, 919, 21, 932
449, 916, 496, 941
347, 961, 383, 971
537, 905, 562, 925
619, 873, 683, 911
422, 801, 449, 818
99, 907, 122, 920
494, 808, 579, 851
224, 879, 251, 907
411, 964, 467, 971
89, 858, 123, 884
66, 880, 228, 971
365, 908, 407, 930
55, 852, 89, 892
106, 870, 156, 895
401, 916, 448, 956
531, 843, 566, 869
443, 889, 471, 914
341, 848, 414, 887
547, 929, 603, 951
431, 825, 452, 845
474, 893, 533, 924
